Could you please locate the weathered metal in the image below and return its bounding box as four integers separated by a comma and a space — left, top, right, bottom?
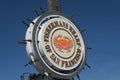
47, 0, 61, 12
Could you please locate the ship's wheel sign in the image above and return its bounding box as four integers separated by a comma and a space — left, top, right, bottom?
25, 12, 86, 79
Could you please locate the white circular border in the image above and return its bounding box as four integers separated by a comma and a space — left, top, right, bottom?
25, 13, 86, 79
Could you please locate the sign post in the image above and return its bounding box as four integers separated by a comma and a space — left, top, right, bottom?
47, 0, 61, 12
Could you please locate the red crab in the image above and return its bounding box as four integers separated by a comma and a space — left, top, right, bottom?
53, 35, 73, 52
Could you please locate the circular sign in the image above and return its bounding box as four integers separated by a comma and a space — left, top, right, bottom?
38, 17, 84, 70
25, 12, 86, 79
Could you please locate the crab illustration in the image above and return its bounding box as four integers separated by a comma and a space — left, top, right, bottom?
53, 34, 73, 52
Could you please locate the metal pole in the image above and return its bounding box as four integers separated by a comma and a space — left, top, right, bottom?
47, 0, 61, 12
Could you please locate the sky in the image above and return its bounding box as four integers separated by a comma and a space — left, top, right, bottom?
0, 0, 120, 80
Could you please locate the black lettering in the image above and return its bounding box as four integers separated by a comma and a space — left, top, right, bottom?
50, 22, 55, 28
69, 26, 76, 34
45, 45, 52, 53
76, 38, 81, 46
61, 61, 69, 67
54, 21, 59, 26
61, 61, 65, 67
44, 28, 50, 42
63, 21, 68, 29
50, 54, 60, 65
44, 36, 49, 42
59, 21, 63, 27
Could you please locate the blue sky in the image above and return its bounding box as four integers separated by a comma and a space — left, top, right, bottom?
0, 0, 120, 80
